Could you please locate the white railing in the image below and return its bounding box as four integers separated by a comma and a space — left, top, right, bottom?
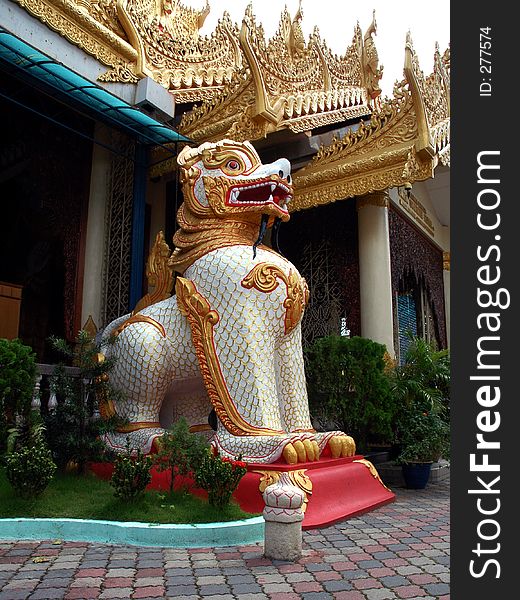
32, 363, 81, 413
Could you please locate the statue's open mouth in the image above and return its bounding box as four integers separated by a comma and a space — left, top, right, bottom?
227, 180, 292, 213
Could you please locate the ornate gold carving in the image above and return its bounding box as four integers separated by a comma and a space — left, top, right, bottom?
82, 315, 98, 338
291, 39, 450, 213
353, 459, 391, 492
397, 187, 435, 236
98, 61, 139, 83
443, 251, 450, 271
168, 141, 288, 274
404, 33, 450, 158
241, 264, 308, 335
360, 10, 383, 103
356, 192, 390, 210
117, 0, 243, 101
114, 314, 167, 338
180, 4, 372, 144
77, 0, 128, 39
133, 231, 174, 314
175, 276, 284, 437
13, 0, 138, 79
254, 468, 313, 512
117, 420, 161, 432
14, 0, 242, 91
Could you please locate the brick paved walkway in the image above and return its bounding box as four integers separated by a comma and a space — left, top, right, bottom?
0, 478, 449, 600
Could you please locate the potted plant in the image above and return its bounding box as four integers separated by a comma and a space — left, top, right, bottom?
391, 336, 450, 489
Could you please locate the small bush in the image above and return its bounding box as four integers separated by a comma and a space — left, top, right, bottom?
4, 422, 56, 499
110, 439, 152, 501
45, 331, 124, 471
0, 339, 37, 451
305, 335, 396, 451
154, 417, 209, 493
195, 450, 247, 509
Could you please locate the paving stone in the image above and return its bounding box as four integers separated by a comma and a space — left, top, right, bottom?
99, 589, 135, 599
198, 584, 233, 595
227, 574, 257, 584
2, 591, 45, 600
392, 585, 427, 598
284, 571, 315, 583
332, 592, 366, 600
38, 577, 71, 588
321, 578, 354, 592
231, 583, 264, 594
135, 576, 166, 587
197, 575, 226, 585
0, 477, 450, 600
364, 589, 398, 599
379, 576, 412, 588
132, 585, 166, 598
358, 560, 384, 568
165, 584, 199, 596
423, 582, 450, 596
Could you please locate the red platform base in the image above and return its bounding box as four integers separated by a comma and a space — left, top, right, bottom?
234, 455, 395, 529
88, 455, 395, 530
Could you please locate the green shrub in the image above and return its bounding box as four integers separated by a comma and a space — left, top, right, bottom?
0, 339, 37, 450
44, 331, 124, 471
195, 450, 247, 509
110, 439, 153, 501
391, 336, 450, 464
154, 417, 209, 494
305, 335, 396, 451
4, 421, 56, 499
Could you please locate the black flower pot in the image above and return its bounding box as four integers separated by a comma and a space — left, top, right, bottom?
402, 462, 433, 489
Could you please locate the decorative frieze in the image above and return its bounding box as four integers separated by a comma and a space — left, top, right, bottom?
356, 191, 390, 210
397, 187, 435, 236
443, 251, 450, 271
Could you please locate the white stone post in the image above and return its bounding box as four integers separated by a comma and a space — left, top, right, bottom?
31, 374, 42, 413
263, 472, 305, 561
443, 251, 450, 347
356, 192, 395, 357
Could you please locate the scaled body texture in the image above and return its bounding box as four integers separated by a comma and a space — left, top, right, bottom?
102, 140, 354, 464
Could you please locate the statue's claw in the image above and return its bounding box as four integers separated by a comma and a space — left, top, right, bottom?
282, 438, 321, 464
328, 434, 356, 458
283, 442, 298, 464
293, 440, 307, 462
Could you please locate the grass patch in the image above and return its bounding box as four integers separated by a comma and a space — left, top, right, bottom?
0, 469, 255, 524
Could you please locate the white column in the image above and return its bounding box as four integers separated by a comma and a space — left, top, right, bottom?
356, 192, 395, 357
443, 251, 450, 347
81, 126, 112, 331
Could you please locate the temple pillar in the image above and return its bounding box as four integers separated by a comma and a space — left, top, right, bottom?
80, 127, 111, 331
443, 251, 450, 346
356, 191, 395, 357
129, 143, 149, 310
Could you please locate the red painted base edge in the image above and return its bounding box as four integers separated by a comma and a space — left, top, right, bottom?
234, 455, 396, 529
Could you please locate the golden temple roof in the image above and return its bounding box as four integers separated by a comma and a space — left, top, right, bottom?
12, 0, 450, 210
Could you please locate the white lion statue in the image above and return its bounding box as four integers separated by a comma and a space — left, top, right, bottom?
100, 139, 355, 464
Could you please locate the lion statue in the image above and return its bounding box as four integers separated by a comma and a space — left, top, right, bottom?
100, 139, 355, 464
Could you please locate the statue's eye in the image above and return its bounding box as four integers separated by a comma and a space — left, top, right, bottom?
226, 159, 240, 171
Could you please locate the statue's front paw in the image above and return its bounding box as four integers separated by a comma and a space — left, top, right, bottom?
282, 439, 320, 464
328, 434, 356, 458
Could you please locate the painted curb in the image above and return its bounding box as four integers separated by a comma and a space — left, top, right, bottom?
0, 516, 265, 548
